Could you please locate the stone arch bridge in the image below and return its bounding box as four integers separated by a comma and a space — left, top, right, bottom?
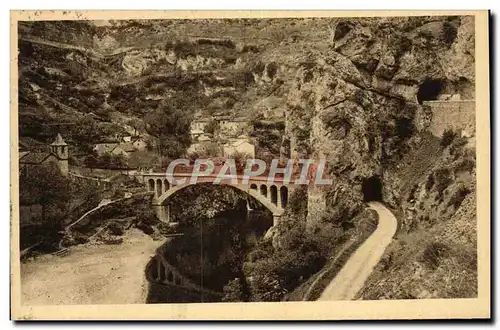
139, 172, 297, 226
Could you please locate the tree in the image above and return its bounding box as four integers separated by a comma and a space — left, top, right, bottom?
68, 116, 103, 153
83, 151, 99, 168
144, 94, 193, 158
204, 119, 219, 135
19, 162, 71, 225
222, 278, 246, 302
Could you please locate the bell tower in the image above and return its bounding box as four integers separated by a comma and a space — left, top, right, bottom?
51, 133, 69, 176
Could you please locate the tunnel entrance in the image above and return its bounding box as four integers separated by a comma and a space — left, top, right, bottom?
416, 79, 446, 104
362, 176, 383, 202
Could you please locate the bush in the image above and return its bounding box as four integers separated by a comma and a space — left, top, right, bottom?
440, 128, 457, 148
453, 157, 475, 174
137, 208, 159, 226
136, 222, 155, 235
108, 221, 125, 236
222, 278, 246, 302
434, 167, 453, 200
425, 173, 435, 191
443, 21, 458, 46
449, 136, 468, 157
448, 184, 471, 210
266, 62, 278, 79
420, 242, 450, 269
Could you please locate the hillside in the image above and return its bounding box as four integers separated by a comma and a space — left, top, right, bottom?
17, 18, 335, 154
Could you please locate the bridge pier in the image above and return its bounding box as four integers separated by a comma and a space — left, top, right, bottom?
273, 214, 281, 227
153, 204, 170, 223
156, 257, 163, 282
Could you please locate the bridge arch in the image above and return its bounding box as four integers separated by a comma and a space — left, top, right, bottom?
280, 186, 288, 208
153, 181, 284, 217
270, 185, 278, 205
260, 185, 268, 197
148, 179, 155, 192
250, 183, 258, 190
156, 179, 163, 197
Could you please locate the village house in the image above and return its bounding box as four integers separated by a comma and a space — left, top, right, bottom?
216, 116, 249, 137
93, 142, 128, 158
19, 136, 47, 152
190, 118, 210, 132
189, 128, 204, 141
119, 135, 148, 151
223, 138, 255, 158
131, 136, 148, 151
187, 133, 217, 155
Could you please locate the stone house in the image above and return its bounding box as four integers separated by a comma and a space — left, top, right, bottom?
223, 139, 255, 158
19, 133, 69, 177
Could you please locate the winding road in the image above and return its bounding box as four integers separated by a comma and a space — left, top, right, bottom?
318, 202, 398, 301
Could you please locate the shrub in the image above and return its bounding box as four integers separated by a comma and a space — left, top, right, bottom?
449, 135, 468, 157
222, 278, 246, 302
108, 221, 125, 236
453, 157, 475, 174
425, 172, 435, 191
248, 273, 288, 302
333, 21, 353, 40
440, 128, 457, 148
443, 21, 458, 47
420, 242, 450, 269
137, 208, 158, 226
448, 184, 471, 210
407, 184, 419, 202
285, 186, 308, 218
266, 62, 278, 79
434, 167, 453, 200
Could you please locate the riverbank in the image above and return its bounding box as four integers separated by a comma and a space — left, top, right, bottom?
21, 229, 160, 306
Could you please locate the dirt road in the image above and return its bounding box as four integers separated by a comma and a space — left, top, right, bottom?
318, 202, 397, 301
21, 229, 161, 305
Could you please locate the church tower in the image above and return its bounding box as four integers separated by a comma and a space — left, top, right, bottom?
51, 133, 69, 176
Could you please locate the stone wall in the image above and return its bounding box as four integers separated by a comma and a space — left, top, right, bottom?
69, 166, 135, 178
423, 100, 475, 138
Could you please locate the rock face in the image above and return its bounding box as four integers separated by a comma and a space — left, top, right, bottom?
271, 16, 477, 299
275, 16, 476, 228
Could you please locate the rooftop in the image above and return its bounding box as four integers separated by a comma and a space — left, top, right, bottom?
19, 151, 54, 164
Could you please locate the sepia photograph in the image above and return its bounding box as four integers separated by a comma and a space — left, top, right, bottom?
10, 10, 490, 320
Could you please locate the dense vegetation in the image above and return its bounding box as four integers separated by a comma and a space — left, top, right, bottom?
19, 163, 102, 251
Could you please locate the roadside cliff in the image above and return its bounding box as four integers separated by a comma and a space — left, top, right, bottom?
274, 15, 476, 299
